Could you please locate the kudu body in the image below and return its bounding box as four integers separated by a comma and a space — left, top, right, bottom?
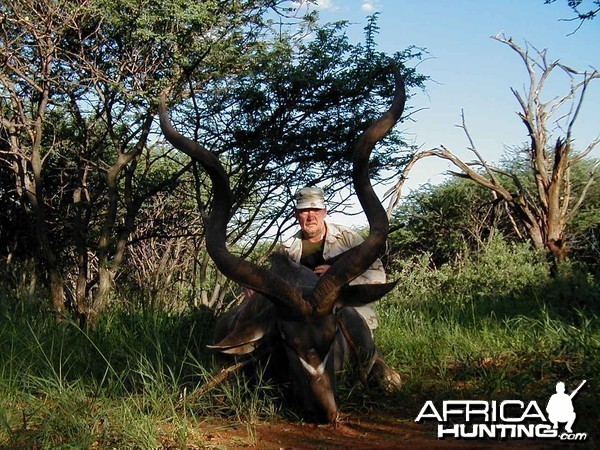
159, 64, 405, 423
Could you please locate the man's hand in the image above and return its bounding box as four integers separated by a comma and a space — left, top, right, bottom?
314, 265, 331, 276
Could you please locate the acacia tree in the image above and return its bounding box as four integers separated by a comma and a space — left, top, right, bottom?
175, 17, 426, 238
157, 16, 427, 309
388, 178, 503, 267
388, 34, 599, 264
0, 0, 293, 325
545, 0, 600, 29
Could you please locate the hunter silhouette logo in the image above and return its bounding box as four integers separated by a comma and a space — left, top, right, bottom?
546, 380, 586, 433
415, 380, 588, 441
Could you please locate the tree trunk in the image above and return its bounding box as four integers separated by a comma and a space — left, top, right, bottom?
85, 265, 114, 329
23, 166, 66, 316
547, 238, 567, 263
49, 269, 65, 317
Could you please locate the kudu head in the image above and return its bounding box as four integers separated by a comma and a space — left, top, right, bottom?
159, 63, 406, 423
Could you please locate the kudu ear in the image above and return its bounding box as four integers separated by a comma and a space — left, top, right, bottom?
207, 295, 277, 355
339, 280, 398, 306
207, 325, 267, 355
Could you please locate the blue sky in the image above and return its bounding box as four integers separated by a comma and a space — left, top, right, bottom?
297, 0, 599, 225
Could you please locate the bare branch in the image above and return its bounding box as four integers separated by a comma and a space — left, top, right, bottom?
566, 70, 600, 140
182, 357, 258, 405
385, 148, 437, 217
456, 110, 502, 186
568, 159, 600, 220
403, 34, 599, 263
505, 201, 525, 240
571, 136, 600, 163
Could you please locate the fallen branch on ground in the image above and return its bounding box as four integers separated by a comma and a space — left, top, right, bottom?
181, 357, 257, 406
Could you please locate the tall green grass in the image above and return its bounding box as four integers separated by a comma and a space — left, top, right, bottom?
0, 307, 279, 448
374, 237, 599, 437
1, 236, 598, 446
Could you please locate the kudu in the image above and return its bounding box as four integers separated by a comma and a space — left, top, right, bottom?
158, 64, 405, 423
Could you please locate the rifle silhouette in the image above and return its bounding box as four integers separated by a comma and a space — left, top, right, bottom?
569, 380, 587, 399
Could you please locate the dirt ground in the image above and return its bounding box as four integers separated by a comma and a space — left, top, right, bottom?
188, 411, 565, 449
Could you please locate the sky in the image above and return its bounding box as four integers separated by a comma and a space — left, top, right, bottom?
296, 0, 600, 227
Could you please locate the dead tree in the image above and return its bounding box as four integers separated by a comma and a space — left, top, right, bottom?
387, 33, 599, 264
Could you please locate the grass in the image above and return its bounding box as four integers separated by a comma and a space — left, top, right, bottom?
1, 238, 599, 447
0, 306, 280, 448
373, 239, 600, 438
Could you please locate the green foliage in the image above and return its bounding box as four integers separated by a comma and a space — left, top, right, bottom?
389, 178, 504, 267
1, 2, 427, 320
173, 14, 427, 240
385, 236, 551, 310
0, 305, 281, 447
565, 159, 600, 269
1, 0, 286, 320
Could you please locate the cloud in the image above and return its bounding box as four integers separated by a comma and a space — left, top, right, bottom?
361, 0, 379, 13
316, 0, 338, 10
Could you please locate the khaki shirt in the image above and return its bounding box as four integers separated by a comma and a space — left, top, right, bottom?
277, 221, 386, 329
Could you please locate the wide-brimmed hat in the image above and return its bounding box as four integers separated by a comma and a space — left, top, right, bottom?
294, 187, 326, 210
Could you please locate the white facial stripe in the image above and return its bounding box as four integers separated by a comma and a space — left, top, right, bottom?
298, 348, 331, 377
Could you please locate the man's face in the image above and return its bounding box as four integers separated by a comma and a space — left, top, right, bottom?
296, 208, 327, 240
